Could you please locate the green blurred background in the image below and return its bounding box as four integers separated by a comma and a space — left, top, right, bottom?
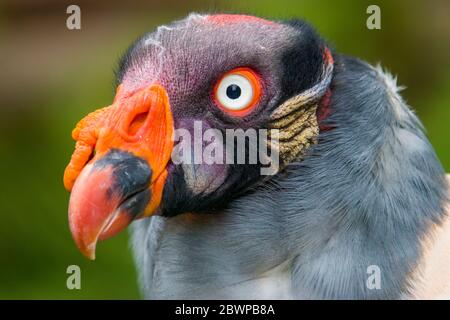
0, 0, 448, 299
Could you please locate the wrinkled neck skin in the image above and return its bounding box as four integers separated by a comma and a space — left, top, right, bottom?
131, 55, 448, 299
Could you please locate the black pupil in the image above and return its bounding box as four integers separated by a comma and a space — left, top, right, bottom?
226, 84, 241, 100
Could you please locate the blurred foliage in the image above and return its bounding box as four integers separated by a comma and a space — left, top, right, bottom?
0, 0, 448, 299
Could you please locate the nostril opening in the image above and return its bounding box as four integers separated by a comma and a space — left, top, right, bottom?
127, 111, 149, 136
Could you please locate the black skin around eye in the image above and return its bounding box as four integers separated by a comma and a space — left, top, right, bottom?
226, 84, 241, 99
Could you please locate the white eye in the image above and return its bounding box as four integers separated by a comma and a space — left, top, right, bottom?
216, 74, 253, 110
214, 68, 261, 115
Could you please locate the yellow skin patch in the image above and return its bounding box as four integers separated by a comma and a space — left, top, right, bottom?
269, 94, 320, 165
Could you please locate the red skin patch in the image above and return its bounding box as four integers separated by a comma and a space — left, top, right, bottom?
206, 14, 276, 26
317, 89, 334, 132
323, 47, 334, 65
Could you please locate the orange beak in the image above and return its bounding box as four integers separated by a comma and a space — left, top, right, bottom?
63, 84, 174, 259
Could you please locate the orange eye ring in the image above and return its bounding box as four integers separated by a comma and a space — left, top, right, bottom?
213, 67, 262, 117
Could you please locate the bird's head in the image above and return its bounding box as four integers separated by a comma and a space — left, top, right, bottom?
64, 13, 334, 259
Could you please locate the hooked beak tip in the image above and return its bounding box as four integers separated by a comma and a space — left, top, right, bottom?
69, 219, 98, 260
81, 242, 97, 260
67, 162, 121, 260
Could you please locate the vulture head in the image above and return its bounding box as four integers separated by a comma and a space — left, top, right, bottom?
64, 14, 448, 299
64, 14, 332, 258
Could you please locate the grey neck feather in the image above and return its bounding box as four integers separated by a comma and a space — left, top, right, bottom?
130, 55, 447, 299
